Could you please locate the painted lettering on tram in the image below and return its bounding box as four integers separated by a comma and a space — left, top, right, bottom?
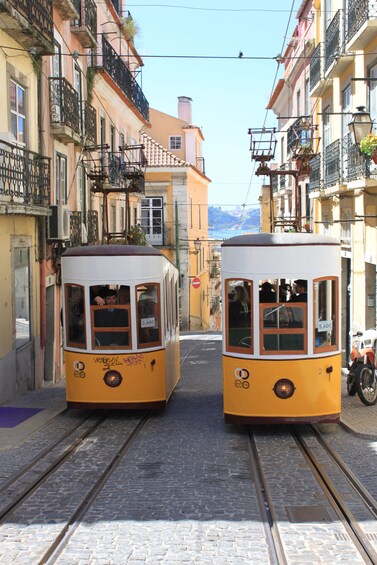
123, 354, 145, 367
234, 367, 250, 389
94, 356, 123, 370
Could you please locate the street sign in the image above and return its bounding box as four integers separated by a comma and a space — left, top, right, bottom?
192, 277, 201, 289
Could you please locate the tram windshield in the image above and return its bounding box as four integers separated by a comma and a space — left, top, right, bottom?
90, 284, 131, 349
259, 279, 307, 354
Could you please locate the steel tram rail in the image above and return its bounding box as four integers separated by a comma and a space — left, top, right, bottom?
247, 428, 288, 565
292, 425, 377, 564
0, 412, 108, 522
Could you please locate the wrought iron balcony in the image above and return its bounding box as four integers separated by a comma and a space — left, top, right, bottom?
53, 0, 80, 20
82, 101, 97, 145
71, 0, 97, 48
49, 77, 81, 143
325, 10, 341, 72
0, 139, 50, 208
0, 0, 54, 53
70, 209, 99, 245
347, 0, 377, 48
346, 135, 371, 182
310, 42, 322, 92
97, 35, 149, 122
309, 153, 321, 191
324, 140, 341, 188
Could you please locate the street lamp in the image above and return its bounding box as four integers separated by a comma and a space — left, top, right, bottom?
189, 238, 202, 255
348, 106, 373, 145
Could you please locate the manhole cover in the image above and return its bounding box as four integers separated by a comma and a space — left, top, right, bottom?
285, 505, 332, 523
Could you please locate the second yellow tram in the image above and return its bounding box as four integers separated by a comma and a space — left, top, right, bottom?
61, 245, 180, 409
221, 233, 341, 424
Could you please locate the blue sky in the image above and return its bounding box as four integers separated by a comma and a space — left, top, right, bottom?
129, 1, 298, 208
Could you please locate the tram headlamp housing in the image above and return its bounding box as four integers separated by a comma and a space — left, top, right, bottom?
273, 379, 295, 399
104, 370, 123, 388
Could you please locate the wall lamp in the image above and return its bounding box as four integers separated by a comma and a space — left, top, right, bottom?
189, 238, 202, 255
348, 106, 373, 145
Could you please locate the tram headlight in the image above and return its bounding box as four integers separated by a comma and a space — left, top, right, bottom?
103, 370, 123, 388
273, 379, 295, 399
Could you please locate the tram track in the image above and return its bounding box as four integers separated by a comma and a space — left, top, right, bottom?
0, 410, 150, 564
293, 425, 377, 564
0, 411, 105, 516
247, 424, 377, 564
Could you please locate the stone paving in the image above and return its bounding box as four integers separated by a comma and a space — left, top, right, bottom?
0, 333, 376, 564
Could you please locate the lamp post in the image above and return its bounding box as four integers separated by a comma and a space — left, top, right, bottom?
348, 106, 373, 145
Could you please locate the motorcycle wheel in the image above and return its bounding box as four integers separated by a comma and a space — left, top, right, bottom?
346, 373, 358, 396
355, 366, 377, 406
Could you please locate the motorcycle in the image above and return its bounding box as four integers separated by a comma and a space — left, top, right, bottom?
347, 329, 377, 406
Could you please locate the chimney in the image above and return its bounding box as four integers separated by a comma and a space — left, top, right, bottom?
178, 96, 192, 124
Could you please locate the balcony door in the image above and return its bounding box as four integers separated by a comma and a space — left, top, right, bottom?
141, 197, 163, 245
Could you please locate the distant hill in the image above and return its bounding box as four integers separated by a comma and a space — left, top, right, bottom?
208, 206, 260, 231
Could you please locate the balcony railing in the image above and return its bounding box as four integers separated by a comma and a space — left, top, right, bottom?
325, 10, 341, 72
0, 0, 54, 51
346, 135, 371, 181
71, 0, 97, 48
310, 42, 322, 91
83, 101, 97, 145
0, 139, 50, 207
70, 209, 99, 245
49, 77, 81, 139
309, 153, 321, 191
324, 140, 341, 187
97, 35, 149, 122
347, 0, 377, 44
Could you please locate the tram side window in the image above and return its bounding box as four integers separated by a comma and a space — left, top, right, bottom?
90, 284, 131, 349
314, 278, 338, 352
226, 279, 253, 352
137, 284, 161, 348
259, 278, 307, 354
65, 284, 86, 348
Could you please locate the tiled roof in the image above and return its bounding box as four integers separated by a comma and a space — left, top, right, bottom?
142, 133, 189, 168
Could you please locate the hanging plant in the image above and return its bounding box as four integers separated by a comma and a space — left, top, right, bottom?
31, 53, 43, 76
122, 16, 139, 42
359, 133, 377, 162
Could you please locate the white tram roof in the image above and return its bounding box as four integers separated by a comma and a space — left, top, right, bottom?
62, 245, 165, 258
221, 233, 339, 247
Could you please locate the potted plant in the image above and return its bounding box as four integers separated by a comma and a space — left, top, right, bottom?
359, 133, 377, 163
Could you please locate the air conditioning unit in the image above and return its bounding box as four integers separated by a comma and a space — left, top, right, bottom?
48, 205, 70, 240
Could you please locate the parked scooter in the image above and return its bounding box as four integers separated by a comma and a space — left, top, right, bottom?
347, 328, 377, 406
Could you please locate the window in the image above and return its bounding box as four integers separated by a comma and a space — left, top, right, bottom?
314, 277, 338, 352
169, 136, 182, 150
14, 247, 31, 348
369, 63, 377, 132
305, 78, 310, 117
141, 197, 163, 245
65, 284, 86, 349
55, 153, 67, 205
259, 278, 307, 354
90, 284, 131, 349
323, 106, 331, 148
136, 283, 161, 348
296, 89, 301, 117
226, 279, 253, 353
10, 79, 26, 145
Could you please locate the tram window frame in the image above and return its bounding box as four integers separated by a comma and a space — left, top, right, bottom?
136, 283, 162, 349
225, 279, 253, 354
90, 284, 131, 350
313, 276, 338, 353
259, 278, 307, 355
65, 283, 86, 349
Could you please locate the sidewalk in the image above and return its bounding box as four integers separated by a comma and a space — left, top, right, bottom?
0, 370, 377, 450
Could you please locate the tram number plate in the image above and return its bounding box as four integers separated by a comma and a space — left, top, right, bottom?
318, 320, 332, 332
141, 317, 156, 328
